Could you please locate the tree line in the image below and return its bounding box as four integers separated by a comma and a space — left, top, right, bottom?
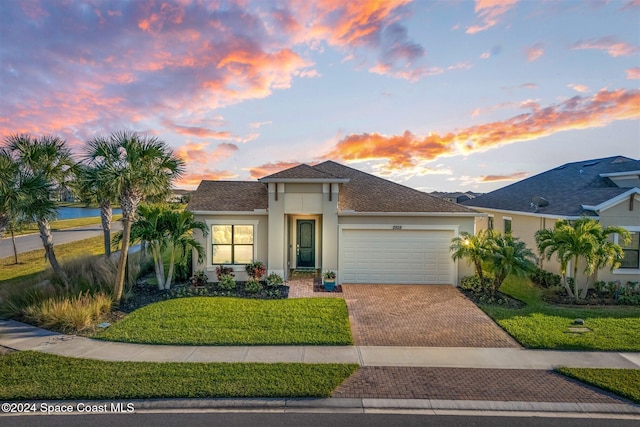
0, 131, 185, 302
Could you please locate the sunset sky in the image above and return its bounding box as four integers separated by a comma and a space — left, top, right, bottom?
1, 0, 639, 192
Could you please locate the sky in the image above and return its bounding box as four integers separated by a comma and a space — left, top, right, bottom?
1, 0, 639, 192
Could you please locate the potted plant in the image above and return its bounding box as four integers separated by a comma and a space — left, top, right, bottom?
323, 270, 336, 291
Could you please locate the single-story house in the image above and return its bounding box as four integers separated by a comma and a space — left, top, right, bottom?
462, 156, 640, 284
187, 161, 480, 285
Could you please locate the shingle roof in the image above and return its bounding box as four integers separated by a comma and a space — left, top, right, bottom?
259, 163, 341, 180
187, 181, 267, 212
313, 161, 477, 213
462, 156, 640, 216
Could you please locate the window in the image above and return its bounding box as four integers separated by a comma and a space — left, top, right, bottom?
212, 225, 254, 264
620, 232, 639, 269
504, 218, 512, 234
488, 216, 494, 230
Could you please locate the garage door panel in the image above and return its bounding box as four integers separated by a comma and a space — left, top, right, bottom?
341, 229, 454, 285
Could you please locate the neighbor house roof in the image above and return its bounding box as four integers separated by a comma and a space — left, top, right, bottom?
188, 181, 268, 212
462, 156, 640, 217
313, 161, 476, 213
188, 160, 478, 214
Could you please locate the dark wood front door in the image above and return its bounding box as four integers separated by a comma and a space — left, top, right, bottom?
296, 220, 315, 268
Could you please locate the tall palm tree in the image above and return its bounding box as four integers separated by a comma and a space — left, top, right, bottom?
450, 229, 495, 280
3, 134, 76, 281
85, 131, 184, 302
0, 149, 51, 264
487, 233, 536, 294
535, 218, 630, 300
75, 164, 119, 256
164, 209, 207, 290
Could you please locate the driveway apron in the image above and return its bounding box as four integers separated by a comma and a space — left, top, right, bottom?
342, 284, 520, 347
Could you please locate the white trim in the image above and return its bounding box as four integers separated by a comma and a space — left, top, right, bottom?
204, 219, 260, 272
338, 211, 482, 217
613, 226, 640, 274
599, 170, 640, 178
338, 224, 459, 286
581, 188, 640, 212
468, 207, 595, 220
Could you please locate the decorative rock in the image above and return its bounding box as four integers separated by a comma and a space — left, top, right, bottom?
97, 322, 111, 329
574, 318, 584, 325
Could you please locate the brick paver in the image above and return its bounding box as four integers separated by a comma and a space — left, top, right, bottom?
332, 367, 627, 403
287, 275, 344, 299
342, 284, 519, 347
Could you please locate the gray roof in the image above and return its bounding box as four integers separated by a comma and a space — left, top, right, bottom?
462, 156, 640, 216
314, 161, 477, 213
188, 181, 268, 212
188, 160, 478, 214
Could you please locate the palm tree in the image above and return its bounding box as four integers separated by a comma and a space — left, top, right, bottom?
75, 164, 119, 256
535, 218, 630, 300
164, 209, 207, 290
0, 149, 52, 264
3, 134, 76, 281
85, 131, 184, 302
450, 229, 495, 280
487, 234, 536, 294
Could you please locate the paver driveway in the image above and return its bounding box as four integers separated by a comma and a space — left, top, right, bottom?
342, 284, 520, 347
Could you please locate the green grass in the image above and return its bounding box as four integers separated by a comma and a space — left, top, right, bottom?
481, 276, 640, 351
97, 297, 353, 345
556, 368, 640, 404
0, 236, 106, 291
0, 351, 358, 400
11, 215, 122, 237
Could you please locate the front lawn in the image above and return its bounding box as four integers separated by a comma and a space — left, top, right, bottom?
557, 368, 640, 404
480, 276, 640, 351
97, 297, 353, 345
0, 351, 358, 400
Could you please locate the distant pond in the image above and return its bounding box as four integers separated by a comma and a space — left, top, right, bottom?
57, 207, 122, 220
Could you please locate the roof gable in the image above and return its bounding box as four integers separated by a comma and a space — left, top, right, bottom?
259, 163, 344, 181
463, 156, 640, 216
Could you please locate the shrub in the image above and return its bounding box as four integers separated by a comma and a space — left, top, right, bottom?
530, 267, 562, 288
460, 275, 494, 294
22, 292, 112, 333
266, 273, 283, 288
215, 266, 234, 280
190, 270, 209, 287
217, 274, 236, 291
245, 261, 266, 279
244, 279, 263, 294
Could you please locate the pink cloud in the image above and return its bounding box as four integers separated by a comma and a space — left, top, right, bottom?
467, 0, 518, 34
327, 88, 640, 171
572, 36, 639, 57
568, 83, 589, 93
524, 43, 544, 62
627, 67, 640, 79
247, 161, 303, 179
480, 172, 528, 182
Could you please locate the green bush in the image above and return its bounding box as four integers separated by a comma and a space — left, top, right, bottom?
244, 279, 263, 294
530, 267, 562, 288
266, 273, 283, 288
217, 274, 236, 291
245, 261, 266, 279
460, 275, 494, 294
215, 266, 234, 280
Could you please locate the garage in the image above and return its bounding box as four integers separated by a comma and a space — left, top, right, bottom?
340, 228, 455, 284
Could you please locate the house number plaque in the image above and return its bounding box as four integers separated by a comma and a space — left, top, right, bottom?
392, 225, 402, 230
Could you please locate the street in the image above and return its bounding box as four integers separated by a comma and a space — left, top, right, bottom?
0, 222, 123, 259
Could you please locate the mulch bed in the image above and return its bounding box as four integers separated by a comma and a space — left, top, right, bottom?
459, 288, 525, 309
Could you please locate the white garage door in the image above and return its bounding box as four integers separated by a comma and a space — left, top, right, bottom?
341, 229, 454, 284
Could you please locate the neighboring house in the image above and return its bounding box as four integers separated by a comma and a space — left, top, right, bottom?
188, 161, 480, 285
462, 156, 640, 284
431, 191, 482, 204
170, 189, 191, 203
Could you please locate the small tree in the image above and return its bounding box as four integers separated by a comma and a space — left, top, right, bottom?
450, 229, 495, 281
535, 218, 630, 301
487, 234, 536, 294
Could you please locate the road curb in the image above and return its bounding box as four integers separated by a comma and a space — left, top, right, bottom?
3, 398, 637, 416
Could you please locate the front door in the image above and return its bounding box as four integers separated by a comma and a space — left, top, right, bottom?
296, 220, 315, 268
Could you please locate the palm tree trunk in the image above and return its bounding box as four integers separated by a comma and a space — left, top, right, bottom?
165, 247, 176, 290
100, 201, 112, 256
11, 229, 18, 264
151, 244, 165, 290
114, 217, 132, 303
37, 218, 67, 286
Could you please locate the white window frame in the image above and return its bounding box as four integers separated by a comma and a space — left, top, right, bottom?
613, 226, 640, 275
205, 219, 260, 272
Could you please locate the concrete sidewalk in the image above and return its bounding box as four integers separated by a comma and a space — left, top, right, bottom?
1, 319, 639, 369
